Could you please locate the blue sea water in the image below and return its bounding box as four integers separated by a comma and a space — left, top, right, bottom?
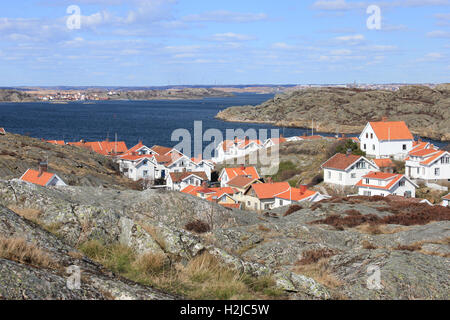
0, 93, 446, 156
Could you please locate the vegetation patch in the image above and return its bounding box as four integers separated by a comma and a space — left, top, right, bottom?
185, 220, 211, 234
0, 237, 57, 269
283, 205, 302, 217
79, 240, 285, 300
296, 248, 337, 265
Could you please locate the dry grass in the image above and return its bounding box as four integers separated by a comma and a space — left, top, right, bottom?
79, 240, 285, 300
284, 205, 302, 217
141, 225, 167, 251
257, 224, 271, 232
356, 223, 409, 235
185, 220, 211, 234
0, 237, 57, 269
361, 240, 378, 250
7, 206, 42, 223
294, 258, 343, 290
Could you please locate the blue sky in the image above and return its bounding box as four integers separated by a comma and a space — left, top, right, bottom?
0, 0, 449, 86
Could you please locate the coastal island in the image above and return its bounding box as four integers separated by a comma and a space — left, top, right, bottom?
216, 84, 450, 142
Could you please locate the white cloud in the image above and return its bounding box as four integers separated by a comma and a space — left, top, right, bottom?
313, 0, 450, 11
427, 30, 450, 37
211, 33, 256, 42
183, 10, 268, 23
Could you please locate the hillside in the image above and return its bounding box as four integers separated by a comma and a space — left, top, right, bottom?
0, 90, 36, 102
216, 85, 450, 141
0, 180, 448, 300
0, 132, 134, 189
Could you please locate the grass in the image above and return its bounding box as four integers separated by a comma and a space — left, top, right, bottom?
294, 258, 343, 290
0, 237, 57, 269
7, 206, 42, 224
78, 240, 285, 300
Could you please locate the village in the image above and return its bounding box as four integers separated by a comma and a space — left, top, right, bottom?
2, 118, 449, 210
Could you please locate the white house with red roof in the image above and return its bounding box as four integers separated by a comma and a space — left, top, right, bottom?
405, 148, 450, 182
219, 166, 260, 187
356, 172, 418, 198
0, 128, 6, 135
166, 171, 209, 191
272, 185, 329, 209
359, 120, 414, 159
442, 194, 450, 207
321, 153, 379, 186
213, 138, 263, 163
19, 162, 66, 187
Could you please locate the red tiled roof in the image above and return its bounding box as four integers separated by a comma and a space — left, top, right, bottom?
69, 141, 128, 156
120, 154, 154, 161
180, 185, 202, 196
372, 158, 395, 168
321, 153, 364, 170
410, 148, 439, 157
356, 172, 405, 191
223, 167, 260, 181
369, 121, 413, 141
226, 175, 259, 188
420, 150, 447, 165
151, 145, 174, 156
209, 187, 237, 195
169, 171, 208, 183
20, 169, 56, 186
274, 188, 317, 201
250, 182, 291, 199
443, 194, 450, 200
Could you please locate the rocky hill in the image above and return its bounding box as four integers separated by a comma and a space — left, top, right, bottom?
0, 90, 36, 102
0, 132, 134, 189
0, 179, 448, 300
216, 85, 450, 141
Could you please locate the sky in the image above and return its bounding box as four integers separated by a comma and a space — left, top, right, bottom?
0, 0, 449, 86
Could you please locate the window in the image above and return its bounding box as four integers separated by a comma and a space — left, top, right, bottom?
364, 191, 372, 196
366, 133, 369, 139
363, 144, 366, 150
399, 180, 405, 187
351, 173, 356, 179
403, 144, 407, 151
435, 168, 440, 176
372, 145, 376, 151
370, 133, 373, 139
365, 179, 370, 184
404, 191, 412, 198
328, 171, 331, 179
417, 168, 420, 174
339, 173, 342, 181
441, 157, 449, 164
143, 170, 148, 177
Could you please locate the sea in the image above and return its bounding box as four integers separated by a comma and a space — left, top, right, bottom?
0, 93, 446, 158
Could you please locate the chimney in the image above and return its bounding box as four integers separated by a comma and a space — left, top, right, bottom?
346, 149, 352, 157
299, 185, 307, 194
38, 161, 48, 177
240, 166, 246, 171
381, 116, 388, 122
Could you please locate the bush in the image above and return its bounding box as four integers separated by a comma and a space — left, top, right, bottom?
296, 248, 336, 265
185, 220, 211, 234
284, 205, 302, 217
0, 237, 57, 269
327, 139, 365, 158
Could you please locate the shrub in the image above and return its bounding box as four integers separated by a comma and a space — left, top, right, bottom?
284, 205, 302, 217
296, 248, 336, 265
185, 220, 211, 234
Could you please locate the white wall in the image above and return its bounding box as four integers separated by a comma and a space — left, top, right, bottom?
360, 125, 413, 159
358, 177, 416, 197
406, 156, 450, 181
324, 159, 378, 186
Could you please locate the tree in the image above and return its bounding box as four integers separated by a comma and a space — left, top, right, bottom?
335, 139, 366, 156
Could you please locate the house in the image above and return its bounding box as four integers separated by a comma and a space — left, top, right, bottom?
242, 181, 291, 211
0, 128, 5, 135
180, 185, 241, 209
191, 155, 215, 180
225, 175, 261, 203
166, 171, 208, 191
322, 153, 379, 186
359, 120, 414, 159
213, 138, 263, 163
19, 162, 67, 187
405, 149, 450, 182
372, 158, 396, 173
356, 172, 418, 198
272, 185, 329, 209
219, 166, 260, 187
442, 194, 450, 207
119, 153, 157, 182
